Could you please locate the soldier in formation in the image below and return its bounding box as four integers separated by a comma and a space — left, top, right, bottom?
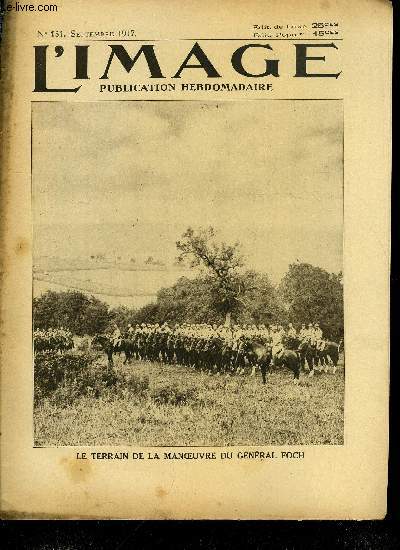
113, 320, 325, 373
33, 327, 74, 352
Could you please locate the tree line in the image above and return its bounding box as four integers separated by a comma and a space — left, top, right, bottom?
34, 226, 343, 341
33, 262, 343, 341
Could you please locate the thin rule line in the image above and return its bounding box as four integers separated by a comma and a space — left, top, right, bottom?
82, 38, 343, 42
31, 99, 344, 104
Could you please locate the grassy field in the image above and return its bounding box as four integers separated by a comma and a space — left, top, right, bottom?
34, 356, 344, 447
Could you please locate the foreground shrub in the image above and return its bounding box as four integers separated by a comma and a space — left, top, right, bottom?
34, 351, 117, 406
75, 335, 92, 352
118, 372, 150, 397
150, 384, 198, 406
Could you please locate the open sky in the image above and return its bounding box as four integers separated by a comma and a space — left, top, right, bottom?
33, 100, 343, 281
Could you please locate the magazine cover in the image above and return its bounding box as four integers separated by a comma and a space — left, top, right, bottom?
0, 0, 391, 518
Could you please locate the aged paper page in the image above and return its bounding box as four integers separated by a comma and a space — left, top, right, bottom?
1, 0, 391, 518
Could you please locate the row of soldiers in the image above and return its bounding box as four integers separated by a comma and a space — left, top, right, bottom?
34, 327, 74, 353
107, 321, 324, 372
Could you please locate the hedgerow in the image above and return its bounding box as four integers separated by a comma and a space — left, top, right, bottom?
34, 351, 117, 406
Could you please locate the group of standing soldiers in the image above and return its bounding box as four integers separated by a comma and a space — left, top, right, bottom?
106, 321, 325, 372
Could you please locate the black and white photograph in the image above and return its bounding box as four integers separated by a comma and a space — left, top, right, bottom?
32, 100, 344, 447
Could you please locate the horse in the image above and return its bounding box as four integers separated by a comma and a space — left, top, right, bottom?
241, 339, 301, 384
271, 348, 301, 384
91, 334, 116, 368
119, 335, 137, 364
297, 339, 319, 376
91, 334, 135, 368
239, 339, 272, 384
317, 340, 341, 373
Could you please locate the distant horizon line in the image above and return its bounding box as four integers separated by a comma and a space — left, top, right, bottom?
33, 254, 342, 275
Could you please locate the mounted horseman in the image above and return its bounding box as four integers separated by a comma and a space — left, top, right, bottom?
270, 324, 283, 362
297, 323, 319, 376
240, 334, 301, 385
284, 323, 298, 351
316, 338, 342, 373
110, 322, 136, 363
313, 322, 324, 356
239, 337, 273, 384
92, 322, 134, 368
91, 333, 116, 369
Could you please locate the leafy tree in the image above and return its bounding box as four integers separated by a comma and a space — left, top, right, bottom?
156, 276, 222, 324
279, 263, 343, 340
81, 297, 109, 335
109, 305, 136, 331
176, 227, 245, 322
133, 302, 161, 325
134, 272, 286, 326
236, 271, 287, 325
33, 290, 109, 335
